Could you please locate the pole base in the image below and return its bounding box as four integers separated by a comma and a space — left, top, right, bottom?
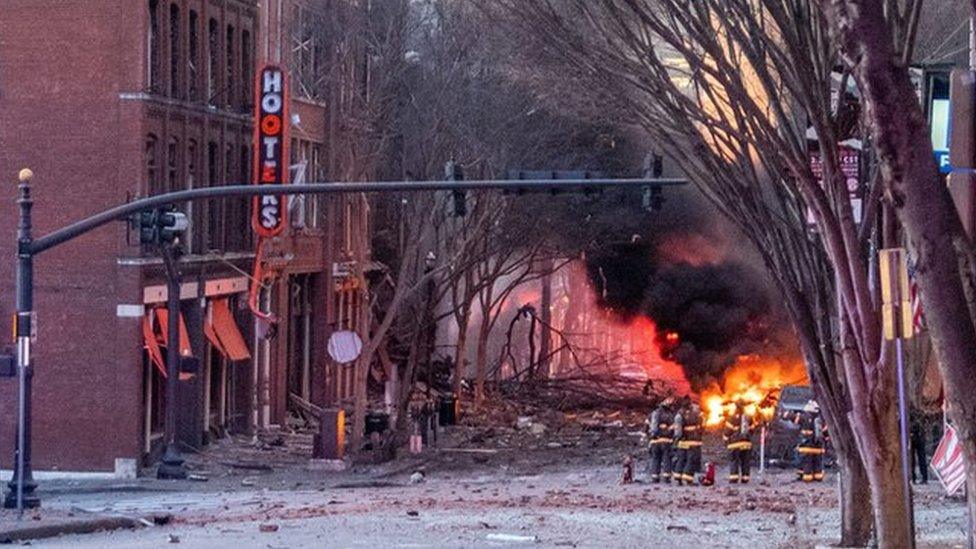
156, 447, 187, 480
3, 480, 40, 509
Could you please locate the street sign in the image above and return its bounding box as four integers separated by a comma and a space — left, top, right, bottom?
879, 248, 914, 341
808, 147, 862, 224
252, 65, 289, 238
931, 425, 967, 495
328, 331, 363, 364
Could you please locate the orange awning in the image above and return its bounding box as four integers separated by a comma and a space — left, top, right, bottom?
142, 314, 167, 377
155, 308, 193, 358
207, 298, 251, 362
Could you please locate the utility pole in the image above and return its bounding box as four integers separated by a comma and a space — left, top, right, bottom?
4, 169, 38, 511
156, 243, 187, 479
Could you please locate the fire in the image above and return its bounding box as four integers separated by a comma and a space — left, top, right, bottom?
701, 355, 808, 427
621, 317, 692, 396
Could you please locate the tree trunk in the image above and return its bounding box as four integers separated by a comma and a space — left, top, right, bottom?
837, 453, 873, 547
818, 1, 976, 541
453, 307, 470, 399
474, 313, 491, 404
537, 263, 553, 379
843, 343, 911, 548
790, 284, 873, 546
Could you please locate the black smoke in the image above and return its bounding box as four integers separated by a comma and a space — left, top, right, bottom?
586, 238, 793, 391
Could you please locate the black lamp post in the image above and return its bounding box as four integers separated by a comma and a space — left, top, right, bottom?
4, 168, 39, 511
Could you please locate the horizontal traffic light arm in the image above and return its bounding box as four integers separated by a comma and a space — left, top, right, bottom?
30, 177, 686, 256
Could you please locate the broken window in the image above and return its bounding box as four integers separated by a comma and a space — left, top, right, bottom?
188, 10, 199, 100
207, 18, 218, 106
146, 134, 160, 195
169, 3, 180, 98
147, 0, 160, 92
167, 137, 179, 193
241, 30, 252, 109
206, 141, 223, 251
226, 25, 235, 110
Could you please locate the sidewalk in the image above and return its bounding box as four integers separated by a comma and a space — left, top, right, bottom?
0, 508, 150, 543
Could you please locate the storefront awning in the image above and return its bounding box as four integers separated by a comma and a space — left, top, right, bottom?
206, 298, 251, 362
141, 314, 166, 377
155, 308, 193, 358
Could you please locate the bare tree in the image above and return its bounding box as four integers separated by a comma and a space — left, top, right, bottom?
487, 0, 894, 544
816, 0, 976, 540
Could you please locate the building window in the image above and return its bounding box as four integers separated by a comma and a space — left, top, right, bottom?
188, 10, 199, 100
167, 137, 180, 192
226, 25, 236, 110
291, 6, 321, 99
241, 30, 252, 109
207, 18, 219, 106
147, 0, 160, 92
146, 134, 160, 195
207, 141, 222, 251
169, 3, 180, 98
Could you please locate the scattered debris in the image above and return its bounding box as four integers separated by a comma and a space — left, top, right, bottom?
620, 455, 634, 485
486, 533, 539, 543
187, 474, 209, 482
221, 461, 274, 472
406, 510, 420, 517
409, 471, 426, 484
666, 525, 690, 532
259, 524, 279, 533
168, 533, 181, 544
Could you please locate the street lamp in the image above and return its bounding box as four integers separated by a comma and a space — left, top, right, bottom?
5, 168, 39, 511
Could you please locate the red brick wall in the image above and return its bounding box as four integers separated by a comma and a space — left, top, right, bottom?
0, 0, 148, 471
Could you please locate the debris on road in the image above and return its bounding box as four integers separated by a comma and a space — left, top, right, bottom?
486, 533, 540, 543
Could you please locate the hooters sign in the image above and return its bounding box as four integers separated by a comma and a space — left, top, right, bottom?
252, 65, 289, 237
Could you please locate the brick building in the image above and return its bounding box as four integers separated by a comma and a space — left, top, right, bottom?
0, 0, 371, 474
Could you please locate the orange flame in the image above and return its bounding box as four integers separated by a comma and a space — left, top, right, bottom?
701, 355, 808, 427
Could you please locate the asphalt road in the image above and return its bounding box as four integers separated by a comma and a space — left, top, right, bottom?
25, 467, 969, 549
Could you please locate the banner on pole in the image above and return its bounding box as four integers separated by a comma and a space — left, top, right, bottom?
931, 425, 967, 495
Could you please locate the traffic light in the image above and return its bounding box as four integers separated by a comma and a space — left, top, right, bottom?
157, 208, 189, 244
446, 161, 466, 217
134, 210, 160, 245
132, 208, 189, 245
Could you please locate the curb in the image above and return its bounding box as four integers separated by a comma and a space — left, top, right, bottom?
0, 516, 143, 543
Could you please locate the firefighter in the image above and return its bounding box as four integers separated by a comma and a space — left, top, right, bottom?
675, 401, 704, 485
796, 401, 827, 482
724, 399, 756, 484
645, 397, 675, 483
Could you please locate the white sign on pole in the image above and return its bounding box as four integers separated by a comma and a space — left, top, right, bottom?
328, 331, 363, 364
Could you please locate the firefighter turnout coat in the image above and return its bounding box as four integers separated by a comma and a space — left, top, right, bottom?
646, 405, 674, 482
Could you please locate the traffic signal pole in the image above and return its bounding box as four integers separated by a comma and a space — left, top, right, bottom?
7, 173, 685, 506
156, 244, 187, 480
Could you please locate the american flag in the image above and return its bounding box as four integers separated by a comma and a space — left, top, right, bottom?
907, 256, 925, 333
931, 425, 966, 496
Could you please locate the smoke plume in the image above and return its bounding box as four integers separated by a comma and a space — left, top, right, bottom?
585, 189, 797, 391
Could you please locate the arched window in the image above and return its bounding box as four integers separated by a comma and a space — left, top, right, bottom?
241, 30, 252, 108
169, 3, 180, 97
145, 134, 160, 195
207, 18, 219, 106
167, 137, 180, 193
188, 10, 199, 100
147, 0, 160, 92
226, 25, 235, 109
